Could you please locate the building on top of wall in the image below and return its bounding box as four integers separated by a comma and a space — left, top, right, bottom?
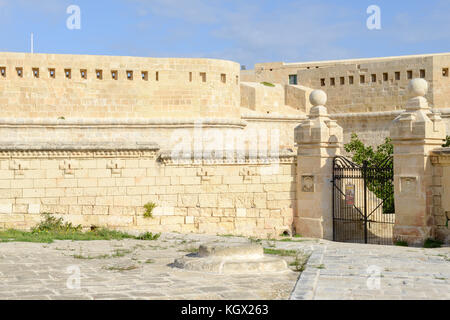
241, 53, 450, 114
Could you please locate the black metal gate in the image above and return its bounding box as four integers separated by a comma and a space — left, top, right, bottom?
332, 156, 395, 245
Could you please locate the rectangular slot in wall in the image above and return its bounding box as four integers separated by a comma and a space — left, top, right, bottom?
221, 73, 226, 83
111, 70, 118, 80
49, 68, 55, 78
360, 75, 365, 84
96, 70, 103, 80
407, 70, 413, 79
16, 68, 23, 78
236, 75, 239, 84
127, 70, 133, 80
141, 71, 148, 81
189, 72, 193, 82
156, 71, 159, 81
289, 74, 297, 85
349, 76, 354, 84
395, 72, 400, 80
330, 77, 335, 86
371, 74, 377, 82
320, 78, 325, 86
340, 77, 345, 85
32, 68, 39, 78
443, 68, 449, 77
16, 67, 23, 78
420, 69, 426, 78
383, 73, 388, 81
200, 72, 206, 82
64, 69, 71, 79
80, 69, 87, 79
0, 67, 6, 78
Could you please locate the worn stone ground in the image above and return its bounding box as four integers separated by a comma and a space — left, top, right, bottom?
0, 233, 448, 300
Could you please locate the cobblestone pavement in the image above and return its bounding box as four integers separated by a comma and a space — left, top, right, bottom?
0, 233, 448, 300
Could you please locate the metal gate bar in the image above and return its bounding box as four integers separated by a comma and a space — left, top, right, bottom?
332, 156, 395, 245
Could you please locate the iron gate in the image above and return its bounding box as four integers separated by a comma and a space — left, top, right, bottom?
332, 156, 395, 245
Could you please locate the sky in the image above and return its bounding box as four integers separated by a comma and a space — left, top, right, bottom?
0, 0, 449, 68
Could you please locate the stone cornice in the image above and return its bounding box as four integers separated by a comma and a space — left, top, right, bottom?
0, 143, 160, 158
158, 150, 296, 165
330, 110, 403, 120
0, 118, 247, 129
331, 108, 450, 121
430, 148, 450, 165
241, 113, 306, 122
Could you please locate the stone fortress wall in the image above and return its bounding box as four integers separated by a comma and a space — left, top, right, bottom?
0, 52, 241, 119
245, 53, 450, 111
0, 52, 296, 237
242, 53, 450, 147
0, 52, 449, 241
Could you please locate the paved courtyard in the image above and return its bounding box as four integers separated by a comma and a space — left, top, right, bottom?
0, 233, 448, 300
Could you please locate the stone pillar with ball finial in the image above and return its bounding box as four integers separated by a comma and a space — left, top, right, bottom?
294, 90, 343, 240
390, 78, 446, 245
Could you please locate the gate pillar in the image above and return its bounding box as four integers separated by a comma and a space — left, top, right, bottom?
294, 90, 343, 240
390, 79, 446, 245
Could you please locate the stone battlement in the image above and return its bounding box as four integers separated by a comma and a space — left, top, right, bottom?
0, 52, 241, 119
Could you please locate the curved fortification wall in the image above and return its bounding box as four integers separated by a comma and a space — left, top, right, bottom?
0, 53, 241, 119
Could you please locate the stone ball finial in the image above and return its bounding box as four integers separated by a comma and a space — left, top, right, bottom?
408, 78, 428, 97
309, 90, 327, 107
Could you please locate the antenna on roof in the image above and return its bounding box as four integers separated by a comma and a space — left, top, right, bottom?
30, 33, 34, 54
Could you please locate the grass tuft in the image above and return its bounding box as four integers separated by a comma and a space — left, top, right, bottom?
263, 248, 298, 257
0, 213, 162, 243
143, 202, 157, 218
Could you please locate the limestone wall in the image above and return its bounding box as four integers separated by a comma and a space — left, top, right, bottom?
240, 82, 286, 114
285, 85, 313, 113
0, 147, 296, 238
296, 56, 434, 113
245, 53, 450, 114
432, 55, 450, 109
0, 53, 241, 119
430, 149, 450, 243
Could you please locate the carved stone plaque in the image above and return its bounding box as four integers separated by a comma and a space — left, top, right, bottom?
301, 175, 314, 192
400, 176, 417, 194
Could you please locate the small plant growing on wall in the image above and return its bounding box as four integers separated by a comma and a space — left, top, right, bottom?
442, 136, 450, 147
143, 202, 157, 218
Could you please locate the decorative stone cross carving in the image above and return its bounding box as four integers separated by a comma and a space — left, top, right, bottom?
10, 160, 27, 176
59, 160, 76, 175
239, 166, 257, 181
197, 167, 211, 182
107, 159, 123, 174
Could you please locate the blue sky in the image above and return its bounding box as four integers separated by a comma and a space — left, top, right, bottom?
0, 0, 449, 68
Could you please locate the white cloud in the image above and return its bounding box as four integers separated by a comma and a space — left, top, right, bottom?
129, 0, 362, 66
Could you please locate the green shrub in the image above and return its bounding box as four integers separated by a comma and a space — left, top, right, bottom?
32, 212, 82, 233
395, 240, 408, 247
260, 81, 275, 87
442, 136, 450, 147
136, 232, 160, 240
423, 238, 443, 248
344, 133, 394, 214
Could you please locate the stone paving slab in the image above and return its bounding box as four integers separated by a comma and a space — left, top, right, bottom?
290, 240, 450, 300
0, 233, 448, 300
